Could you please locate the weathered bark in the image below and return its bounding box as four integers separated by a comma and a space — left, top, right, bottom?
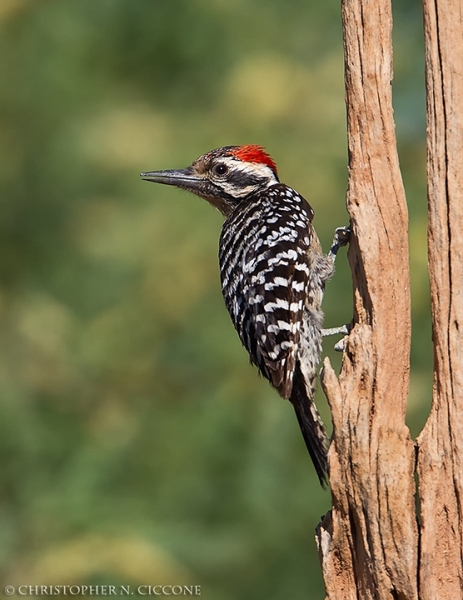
315, 0, 463, 597
416, 0, 463, 597
316, 0, 418, 597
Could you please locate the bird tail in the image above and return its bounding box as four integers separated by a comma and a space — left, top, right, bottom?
291, 361, 328, 486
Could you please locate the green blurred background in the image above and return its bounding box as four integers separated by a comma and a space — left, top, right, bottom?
0, 1, 431, 598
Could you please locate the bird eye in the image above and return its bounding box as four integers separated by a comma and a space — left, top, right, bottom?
213, 163, 228, 176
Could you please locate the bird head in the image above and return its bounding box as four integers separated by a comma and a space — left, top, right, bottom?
141, 145, 279, 216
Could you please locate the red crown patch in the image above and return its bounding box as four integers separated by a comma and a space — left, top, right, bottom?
231, 145, 278, 174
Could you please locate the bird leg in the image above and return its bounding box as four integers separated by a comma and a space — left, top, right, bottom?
324, 226, 351, 351
322, 324, 350, 337
322, 323, 352, 352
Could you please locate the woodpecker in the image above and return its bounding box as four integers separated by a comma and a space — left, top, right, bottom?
141, 145, 349, 485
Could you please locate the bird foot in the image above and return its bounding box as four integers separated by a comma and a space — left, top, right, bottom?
328, 226, 351, 259
322, 323, 351, 352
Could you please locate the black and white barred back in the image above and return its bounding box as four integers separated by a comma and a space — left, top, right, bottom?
220, 183, 334, 483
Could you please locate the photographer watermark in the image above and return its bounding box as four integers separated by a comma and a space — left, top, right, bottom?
3, 585, 201, 596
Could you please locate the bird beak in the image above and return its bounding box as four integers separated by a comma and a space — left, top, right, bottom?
140, 168, 203, 193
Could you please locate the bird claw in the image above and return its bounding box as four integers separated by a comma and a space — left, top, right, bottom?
328, 226, 351, 258
333, 338, 347, 352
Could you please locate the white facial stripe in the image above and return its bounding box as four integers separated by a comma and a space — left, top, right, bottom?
219, 156, 276, 175
214, 157, 278, 198
221, 183, 259, 198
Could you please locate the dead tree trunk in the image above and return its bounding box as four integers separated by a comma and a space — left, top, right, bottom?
416, 0, 463, 597
315, 0, 463, 598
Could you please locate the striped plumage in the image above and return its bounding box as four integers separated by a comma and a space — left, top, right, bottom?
141, 145, 339, 485
219, 181, 334, 484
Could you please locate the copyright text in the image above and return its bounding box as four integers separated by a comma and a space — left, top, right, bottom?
3, 586, 201, 596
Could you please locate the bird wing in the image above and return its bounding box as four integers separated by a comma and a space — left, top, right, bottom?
244, 236, 311, 399
219, 184, 315, 399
